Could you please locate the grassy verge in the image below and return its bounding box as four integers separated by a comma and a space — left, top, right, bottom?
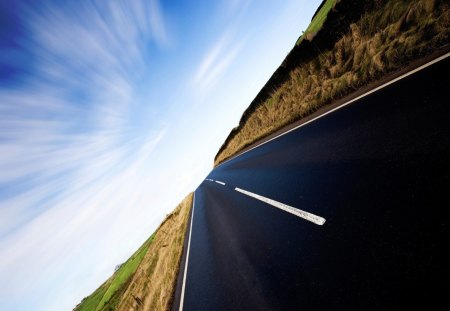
74, 193, 193, 311
297, 0, 336, 44
214, 0, 450, 166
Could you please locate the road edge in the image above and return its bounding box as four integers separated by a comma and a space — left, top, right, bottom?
170, 192, 196, 311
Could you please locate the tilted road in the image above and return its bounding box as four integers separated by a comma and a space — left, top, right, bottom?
172, 54, 450, 310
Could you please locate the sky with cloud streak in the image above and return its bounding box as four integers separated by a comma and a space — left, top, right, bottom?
0, 0, 321, 310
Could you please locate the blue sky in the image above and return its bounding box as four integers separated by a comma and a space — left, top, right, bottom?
0, 0, 321, 310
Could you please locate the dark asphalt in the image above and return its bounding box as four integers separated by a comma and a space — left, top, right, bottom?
175, 56, 450, 310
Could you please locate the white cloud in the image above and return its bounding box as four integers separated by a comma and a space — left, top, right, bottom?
193, 33, 246, 94
0, 124, 169, 310
0, 1, 176, 310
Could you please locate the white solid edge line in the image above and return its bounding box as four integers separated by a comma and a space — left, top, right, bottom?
215, 180, 226, 185
235, 187, 325, 225
218, 52, 450, 167
179, 192, 195, 311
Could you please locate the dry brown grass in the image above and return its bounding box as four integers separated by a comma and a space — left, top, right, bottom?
116, 193, 193, 311
215, 0, 450, 166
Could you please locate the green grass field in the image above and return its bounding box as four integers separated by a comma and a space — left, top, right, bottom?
297, 0, 336, 45
75, 234, 155, 311
75, 283, 109, 311
74, 194, 193, 311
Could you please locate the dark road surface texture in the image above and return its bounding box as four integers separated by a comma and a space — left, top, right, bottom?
174, 55, 449, 310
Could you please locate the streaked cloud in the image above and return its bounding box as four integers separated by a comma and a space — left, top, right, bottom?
0, 1, 173, 310
193, 33, 246, 93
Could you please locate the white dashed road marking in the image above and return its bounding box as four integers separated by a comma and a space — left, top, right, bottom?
235, 187, 325, 225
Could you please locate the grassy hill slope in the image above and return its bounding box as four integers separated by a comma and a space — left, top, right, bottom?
74, 193, 192, 311
215, 0, 450, 165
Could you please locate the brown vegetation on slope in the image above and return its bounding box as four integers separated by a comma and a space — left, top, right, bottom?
116, 193, 192, 311
214, 0, 450, 166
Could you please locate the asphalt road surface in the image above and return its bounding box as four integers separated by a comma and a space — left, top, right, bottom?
173, 54, 449, 310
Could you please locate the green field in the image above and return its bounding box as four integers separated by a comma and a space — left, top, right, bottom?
74, 194, 193, 311
75, 234, 155, 311
297, 0, 336, 45
75, 283, 109, 311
